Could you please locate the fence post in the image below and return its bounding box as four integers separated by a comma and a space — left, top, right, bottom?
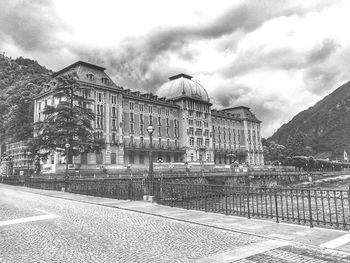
347, 186, 350, 225
308, 189, 313, 228
275, 187, 279, 223
171, 184, 174, 207
128, 179, 133, 200
225, 186, 228, 216
186, 184, 189, 210
247, 187, 250, 219
204, 185, 208, 213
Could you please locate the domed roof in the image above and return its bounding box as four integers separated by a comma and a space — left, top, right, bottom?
156, 73, 210, 102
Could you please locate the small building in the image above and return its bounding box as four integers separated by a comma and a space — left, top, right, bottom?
1, 140, 33, 176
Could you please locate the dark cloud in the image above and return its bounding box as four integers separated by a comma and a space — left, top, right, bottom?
303, 66, 341, 94
307, 38, 339, 64
0, 0, 66, 52
74, 1, 327, 92
222, 38, 339, 79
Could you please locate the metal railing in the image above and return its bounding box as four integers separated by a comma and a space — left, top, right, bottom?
4, 177, 350, 230
69, 179, 146, 200
154, 182, 350, 230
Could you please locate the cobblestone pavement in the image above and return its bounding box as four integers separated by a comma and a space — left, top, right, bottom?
235, 245, 350, 263
1, 186, 350, 262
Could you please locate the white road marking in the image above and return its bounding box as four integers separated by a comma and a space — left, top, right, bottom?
320, 234, 350, 249
198, 239, 290, 262
0, 209, 59, 227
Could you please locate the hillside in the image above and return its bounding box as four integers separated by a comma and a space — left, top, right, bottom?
269, 81, 350, 157
0, 54, 51, 144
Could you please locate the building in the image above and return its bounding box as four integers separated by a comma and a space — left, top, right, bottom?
33, 61, 263, 173
1, 140, 32, 176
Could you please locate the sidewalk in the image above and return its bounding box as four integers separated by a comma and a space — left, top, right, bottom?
3, 183, 350, 254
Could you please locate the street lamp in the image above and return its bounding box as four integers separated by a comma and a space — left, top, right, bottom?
65, 143, 70, 191
147, 125, 154, 195
26, 151, 31, 187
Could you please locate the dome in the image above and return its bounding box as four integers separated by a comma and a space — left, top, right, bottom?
156, 73, 210, 102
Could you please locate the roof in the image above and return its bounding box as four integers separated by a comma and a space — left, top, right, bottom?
157, 73, 210, 102
222, 106, 251, 111
52, 61, 106, 77
168, 73, 193, 80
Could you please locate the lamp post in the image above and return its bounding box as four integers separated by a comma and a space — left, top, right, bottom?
65, 143, 70, 191
147, 125, 154, 196
26, 151, 31, 187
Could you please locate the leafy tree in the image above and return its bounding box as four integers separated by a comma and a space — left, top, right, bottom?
263, 140, 287, 164
285, 130, 313, 157
29, 72, 104, 170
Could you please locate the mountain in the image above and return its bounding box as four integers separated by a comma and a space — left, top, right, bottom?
269, 81, 350, 158
0, 54, 52, 144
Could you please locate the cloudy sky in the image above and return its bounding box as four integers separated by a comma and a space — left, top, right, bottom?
1, 0, 350, 137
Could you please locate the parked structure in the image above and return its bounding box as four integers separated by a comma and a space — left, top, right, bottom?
32, 61, 264, 173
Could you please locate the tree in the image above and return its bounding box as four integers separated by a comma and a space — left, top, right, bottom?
29, 72, 104, 170
285, 130, 312, 157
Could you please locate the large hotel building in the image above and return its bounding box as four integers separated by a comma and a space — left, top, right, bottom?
33, 61, 264, 173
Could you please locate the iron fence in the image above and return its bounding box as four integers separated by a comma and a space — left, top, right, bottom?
154, 182, 350, 230
69, 179, 146, 200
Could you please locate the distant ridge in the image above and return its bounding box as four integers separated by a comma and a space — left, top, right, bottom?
269, 81, 350, 158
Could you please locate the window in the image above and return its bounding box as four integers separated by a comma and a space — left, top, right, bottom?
129, 153, 134, 164
166, 109, 169, 116
112, 133, 116, 143
112, 95, 117, 104
188, 119, 194, 125
149, 115, 153, 124
81, 153, 87, 164
175, 129, 178, 137
167, 139, 170, 146
140, 114, 144, 123
139, 104, 144, 112
189, 137, 194, 146
112, 107, 116, 117
112, 119, 116, 130
166, 118, 169, 126
130, 123, 134, 134
140, 136, 144, 145
205, 139, 210, 147
197, 138, 203, 146
175, 139, 178, 147
96, 152, 103, 164
98, 93, 103, 102
158, 117, 161, 125
158, 108, 162, 115
111, 153, 116, 164
188, 127, 194, 135
158, 138, 162, 146
158, 126, 161, 136
140, 124, 144, 135
149, 105, 153, 113
129, 101, 134, 110
174, 120, 178, 127
130, 112, 134, 122
166, 127, 170, 137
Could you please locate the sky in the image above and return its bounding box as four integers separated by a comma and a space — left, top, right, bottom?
1, 0, 350, 137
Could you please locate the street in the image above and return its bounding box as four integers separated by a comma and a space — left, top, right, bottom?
1, 185, 350, 262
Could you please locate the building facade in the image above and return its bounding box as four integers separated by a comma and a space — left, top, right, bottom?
33, 61, 264, 173
1, 140, 32, 176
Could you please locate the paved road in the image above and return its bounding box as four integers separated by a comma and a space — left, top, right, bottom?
1, 186, 350, 262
